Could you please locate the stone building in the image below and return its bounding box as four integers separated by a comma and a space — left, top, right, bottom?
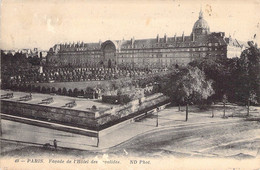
46, 10, 246, 68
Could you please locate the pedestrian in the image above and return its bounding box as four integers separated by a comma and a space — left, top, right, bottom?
53, 139, 57, 150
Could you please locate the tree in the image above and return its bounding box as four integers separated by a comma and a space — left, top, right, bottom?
51, 87, 56, 93
235, 41, 260, 105
181, 67, 214, 121
62, 87, 67, 95
73, 88, 79, 97
31, 85, 36, 92
35, 86, 41, 93
68, 89, 73, 96
57, 88, 62, 95
41, 86, 47, 93
80, 89, 85, 96
189, 57, 230, 101
162, 67, 214, 121
46, 87, 51, 94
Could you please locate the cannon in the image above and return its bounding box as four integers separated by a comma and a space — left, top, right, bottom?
1, 93, 13, 99
64, 100, 77, 108
19, 94, 32, 101
41, 97, 54, 104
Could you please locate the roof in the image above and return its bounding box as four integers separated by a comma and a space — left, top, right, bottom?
224, 37, 248, 48
59, 42, 101, 52
0, 90, 114, 114
192, 18, 210, 32
52, 33, 231, 53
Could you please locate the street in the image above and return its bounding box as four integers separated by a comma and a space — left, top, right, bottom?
1, 105, 260, 159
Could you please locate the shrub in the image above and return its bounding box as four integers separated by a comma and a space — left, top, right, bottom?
62, 87, 67, 95
73, 88, 79, 97
51, 87, 56, 93
57, 88, 62, 95
68, 89, 73, 96
46, 87, 51, 94
92, 105, 97, 110
41, 86, 47, 93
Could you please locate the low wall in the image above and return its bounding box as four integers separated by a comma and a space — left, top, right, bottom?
99, 102, 170, 137
97, 94, 169, 128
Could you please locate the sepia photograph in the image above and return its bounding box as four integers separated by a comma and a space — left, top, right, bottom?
0, 0, 260, 169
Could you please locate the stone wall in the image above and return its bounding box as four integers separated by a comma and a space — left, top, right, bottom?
96, 94, 169, 127
0, 100, 98, 129
0, 93, 169, 131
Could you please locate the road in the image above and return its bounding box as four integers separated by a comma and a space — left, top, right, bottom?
109, 119, 260, 158
1, 105, 260, 159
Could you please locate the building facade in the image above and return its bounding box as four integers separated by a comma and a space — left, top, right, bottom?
46, 10, 246, 68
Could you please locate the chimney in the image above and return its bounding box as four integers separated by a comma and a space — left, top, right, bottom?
99, 39, 102, 46
164, 34, 167, 43
174, 33, 176, 41
182, 32, 185, 42
131, 37, 135, 47
157, 34, 159, 43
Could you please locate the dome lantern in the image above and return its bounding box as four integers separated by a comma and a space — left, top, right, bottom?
199, 8, 204, 19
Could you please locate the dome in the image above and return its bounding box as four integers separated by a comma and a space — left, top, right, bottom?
192, 9, 210, 34
193, 18, 210, 31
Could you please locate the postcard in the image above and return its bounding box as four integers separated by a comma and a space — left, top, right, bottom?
1, 0, 260, 169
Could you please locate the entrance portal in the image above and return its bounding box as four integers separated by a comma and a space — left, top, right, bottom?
101, 41, 117, 68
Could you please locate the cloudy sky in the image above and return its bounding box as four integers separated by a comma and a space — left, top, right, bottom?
1, 0, 259, 50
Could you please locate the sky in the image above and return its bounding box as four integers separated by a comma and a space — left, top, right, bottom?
1, 0, 260, 50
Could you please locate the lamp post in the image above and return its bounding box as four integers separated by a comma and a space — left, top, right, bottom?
156, 107, 159, 127
247, 91, 257, 117
185, 103, 189, 121
96, 132, 99, 147
222, 94, 227, 118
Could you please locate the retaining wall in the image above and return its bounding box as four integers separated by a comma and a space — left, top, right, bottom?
0, 100, 98, 128
0, 93, 169, 130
